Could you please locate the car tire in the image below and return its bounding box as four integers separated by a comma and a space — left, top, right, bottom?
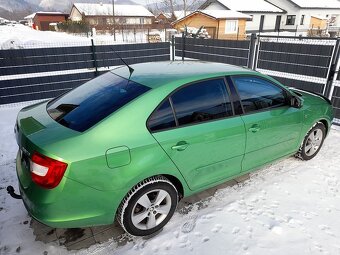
297, 122, 326, 160
117, 176, 178, 236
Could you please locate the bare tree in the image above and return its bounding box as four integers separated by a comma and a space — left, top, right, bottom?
156, 0, 203, 20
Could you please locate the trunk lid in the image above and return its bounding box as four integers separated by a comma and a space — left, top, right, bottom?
15, 101, 79, 188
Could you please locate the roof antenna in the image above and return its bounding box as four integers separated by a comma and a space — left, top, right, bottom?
111, 47, 134, 78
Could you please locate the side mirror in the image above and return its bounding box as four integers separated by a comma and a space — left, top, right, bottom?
290, 96, 303, 108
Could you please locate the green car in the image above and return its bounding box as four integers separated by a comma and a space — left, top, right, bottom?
11, 61, 333, 236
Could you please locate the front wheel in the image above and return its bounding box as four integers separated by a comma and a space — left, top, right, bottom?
297, 123, 326, 160
117, 176, 178, 236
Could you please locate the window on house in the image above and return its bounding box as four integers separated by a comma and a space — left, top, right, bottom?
106, 18, 113, 25
300, 15, 305, 25
286, 15, 296, 25
89, 18, 97, 25
225, 20, 238, 34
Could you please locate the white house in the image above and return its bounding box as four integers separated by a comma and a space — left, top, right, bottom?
69, 3, 155, 29
200, 0, 340, 34
267, 0, 340, 33
199, 0, 286, 33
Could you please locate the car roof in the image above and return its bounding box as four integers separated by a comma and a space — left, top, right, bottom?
110, 61, 258, 89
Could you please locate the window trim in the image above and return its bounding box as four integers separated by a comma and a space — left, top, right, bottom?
286, 15, 296, 25
300, 14, 305, 25
229, 74, 291, 115
146, 77, 236, 133
225, 20, 238, 34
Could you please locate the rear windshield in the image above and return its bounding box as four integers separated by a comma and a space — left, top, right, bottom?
47, 72, 150, 132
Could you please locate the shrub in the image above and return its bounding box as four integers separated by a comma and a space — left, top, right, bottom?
57, 20, 90, 34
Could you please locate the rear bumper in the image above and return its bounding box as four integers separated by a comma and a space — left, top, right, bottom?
16, 151, 121, 228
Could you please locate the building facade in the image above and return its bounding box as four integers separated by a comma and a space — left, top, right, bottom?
200, 0, 285, 33
267, 0, 340, 35
69, 3, 155, 30
24, 12, 68, 31
199, 0, 340, 34
173, 10, 251, 40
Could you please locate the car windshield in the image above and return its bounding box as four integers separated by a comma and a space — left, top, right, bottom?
47, 72, 150, 132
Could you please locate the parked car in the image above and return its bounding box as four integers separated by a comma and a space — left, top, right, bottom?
10, 61, 333, 236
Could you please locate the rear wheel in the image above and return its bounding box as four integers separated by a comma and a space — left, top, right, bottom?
117, 176, 178, 236
297, 123, 326, 160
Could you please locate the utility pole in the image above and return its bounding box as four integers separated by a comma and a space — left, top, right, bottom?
112, 0, 116, 41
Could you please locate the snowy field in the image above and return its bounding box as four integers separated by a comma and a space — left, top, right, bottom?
1, 102, 340, 255
0, 24, 167, 49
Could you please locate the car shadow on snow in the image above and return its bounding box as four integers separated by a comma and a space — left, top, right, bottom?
31, 174, 250, 251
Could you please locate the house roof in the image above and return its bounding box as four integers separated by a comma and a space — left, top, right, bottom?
311, 15, 328, 20
24, 12, 67, 20
287, 0, 340, 9
73, 3, 154, 17
200, 10, 252, 19
162, 11, 193, 20
201, 0, 284, 13
173, 10, 252, 24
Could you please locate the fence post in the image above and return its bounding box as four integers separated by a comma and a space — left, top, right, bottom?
247, 33, 257, 69
134, 28, 136, 42
147, 28, 150, 43
91, 39, 98, 76
325, 39, 340, 99
182, 32, 185, 61
171, 35, 175, 61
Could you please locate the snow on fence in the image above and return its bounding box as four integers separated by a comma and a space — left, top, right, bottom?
0, 41, 170, 104
174, 35, 340, 125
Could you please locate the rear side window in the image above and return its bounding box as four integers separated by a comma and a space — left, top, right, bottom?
232, 76, 286, 113
47, 72, 150, 132
148, 99, 176, 132
171, 79, 232, 126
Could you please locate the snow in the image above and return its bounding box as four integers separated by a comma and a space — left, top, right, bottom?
24, 12, 67, 20
200, 10, 252, 20
0, 24, 91, 49
1, 101, 340, 254
209, 0, 284, 13
0, 24, 166, 49
0, 16, 9, 23
289, 0, 340, 9
162, 11, 193, 20
73, 3, 154, 17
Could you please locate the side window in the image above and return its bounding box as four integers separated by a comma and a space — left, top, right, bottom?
148, 99, 176, 132
232, 76, 287, 113
171, 79, 232, 126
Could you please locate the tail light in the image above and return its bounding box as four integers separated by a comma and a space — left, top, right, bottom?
30, 152, 68, 189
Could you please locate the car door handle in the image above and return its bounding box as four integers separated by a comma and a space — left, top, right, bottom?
171, 141, 189, 151
249, 124, 260, 133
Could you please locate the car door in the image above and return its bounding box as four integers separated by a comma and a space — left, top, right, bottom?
229, 75, 303, 172
148, 78, 246, 191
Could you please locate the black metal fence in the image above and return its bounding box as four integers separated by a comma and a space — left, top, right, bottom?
174, 35, 340, 125
175, 37, 251, 67
0, 41, 170, 104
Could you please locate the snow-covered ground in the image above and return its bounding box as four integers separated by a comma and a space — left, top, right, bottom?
0, 24, 168, 49
1, 102, 340, 255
